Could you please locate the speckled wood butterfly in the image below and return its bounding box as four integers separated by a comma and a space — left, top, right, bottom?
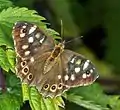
12, 21, 99, 98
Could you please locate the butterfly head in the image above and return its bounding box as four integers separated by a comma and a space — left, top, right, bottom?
57, 40, 65, 49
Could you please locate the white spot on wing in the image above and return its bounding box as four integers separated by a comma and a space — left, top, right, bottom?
76, 59, 81, 65
20, 33, 25, 37
22, 45, 29, 50
75, 67, 80, 73
82, 73, 87, 79
90, 69, 93, 73
58, 75, 61, 79
13, 39, 16, 46
83, 60, 90, 70
35, 32, 41, 39
28, 25, 37, 34
70, 57, 75, 63
30, 57, 34, 63
22, 25, 26, 28
39, 36, 45, 43
14, 22, 17, 25
24, 51, 30, 56
70, 74, 75, 81
64, 75, 69, 81
28, 37, 34, 43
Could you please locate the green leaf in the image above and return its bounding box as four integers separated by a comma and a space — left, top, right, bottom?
0, 47, 11, 71
0, 23, 13, 48
30, 87, 63, 110
54, 96, 65, 108
0, 0, 13, 11
0, 73, 22, 110
0, 92, 22, 110
22, 84, 63, 110
0, 7, 46, 48
108, 96, 120, 110
22, 83, 30, 102
46, 28, 61, 40
6, 49, 15, 72
66, 84, 109, 110
0, 7, 45, 25
66, 94, 108, 110
0, 7, 60, 48
0, 47, 15, 72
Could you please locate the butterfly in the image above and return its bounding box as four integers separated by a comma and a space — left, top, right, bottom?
12, 21, 99, 98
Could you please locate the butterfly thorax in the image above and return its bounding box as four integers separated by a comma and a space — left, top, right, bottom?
43, 42, 64, 74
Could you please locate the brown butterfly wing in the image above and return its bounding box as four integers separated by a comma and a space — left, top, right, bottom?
12, 21, 55, 81
34, 49, 99, 97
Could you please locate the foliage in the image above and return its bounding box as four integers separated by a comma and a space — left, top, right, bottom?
0, 73, 22, 110
0, 0, 120, 110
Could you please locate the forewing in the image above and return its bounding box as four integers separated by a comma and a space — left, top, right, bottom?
12, 21, 55, 82
12, 21, 55, 58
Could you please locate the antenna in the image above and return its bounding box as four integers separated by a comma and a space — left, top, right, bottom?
60, 19, 64, 41
65, 36, 83, 44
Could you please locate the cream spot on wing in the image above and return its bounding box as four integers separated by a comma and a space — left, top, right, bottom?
30, 57, 34, 63
14, 22, 17, 25
70, 74, 75, 81
34, 48, 38, 52
22, 25, 26, 29
13, 26, 15, 29
28, 37, 34, 43
28, 25, 37, 34
70, 57, 75, 63
87, 73, 91, 77
20, 33, 25, 37
13, 39, 16, 45
75, 67, 80, 73
58, 75, 61, 79
15, 67, 18, 73
35, 32, 41, 39
83, 60, 90, 70
64, 75, 69, 81
76, 59, 81, 65
22, 45, 29, 50
90, 69, 93, 73
24, 51, 30, 56
39, 36, 45, 43
82, 73, 87, 79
